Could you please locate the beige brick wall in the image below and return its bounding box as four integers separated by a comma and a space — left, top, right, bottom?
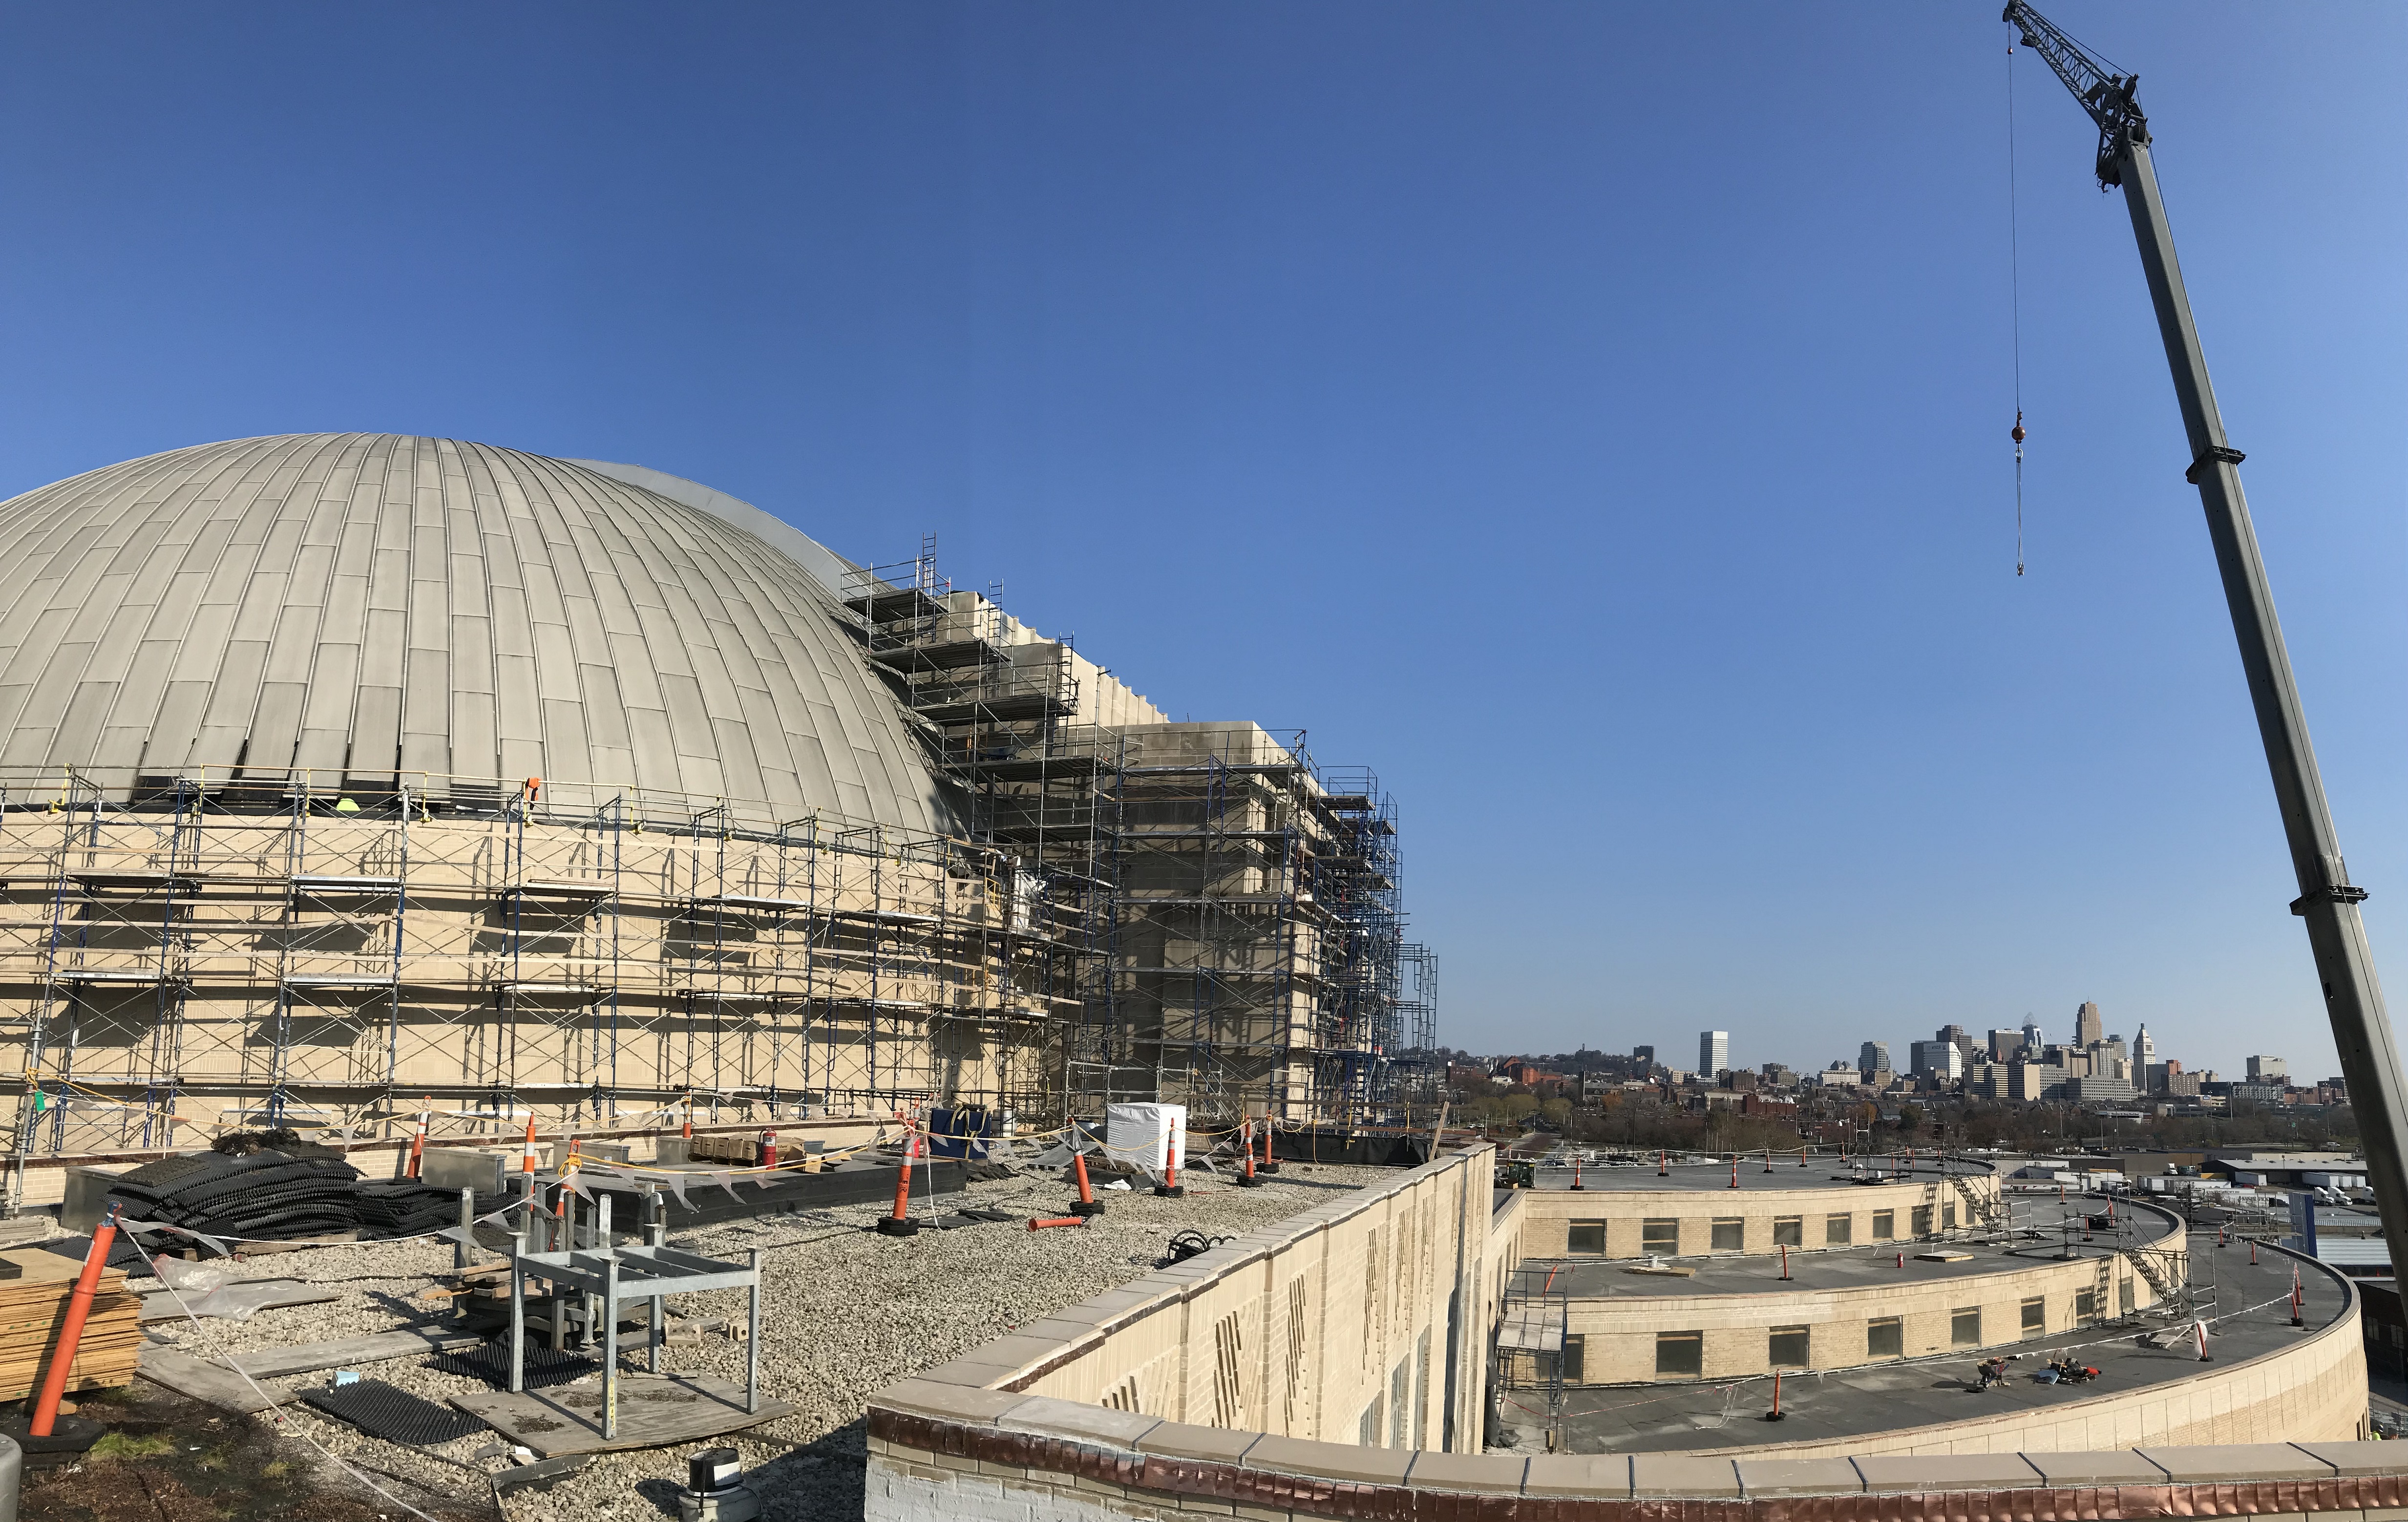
1561, 1221, 2183, 1384
1514, 1173, 2003, 1259
1016, 1145, 1496, 1450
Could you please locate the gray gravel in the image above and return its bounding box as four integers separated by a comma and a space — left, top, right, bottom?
134, 1162, 1384, 1522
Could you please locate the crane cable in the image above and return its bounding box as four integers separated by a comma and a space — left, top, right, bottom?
2008, 38, 2027, 576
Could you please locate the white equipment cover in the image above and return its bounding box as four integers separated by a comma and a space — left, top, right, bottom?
1106, 1103, 1188, 1174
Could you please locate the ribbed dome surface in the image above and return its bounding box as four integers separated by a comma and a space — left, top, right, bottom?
0, 434, 948, 829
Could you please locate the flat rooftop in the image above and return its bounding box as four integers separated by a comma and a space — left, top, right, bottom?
1500, 1235, 2344, 1455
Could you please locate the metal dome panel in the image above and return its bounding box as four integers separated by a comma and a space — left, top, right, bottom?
0, 434, 949, 829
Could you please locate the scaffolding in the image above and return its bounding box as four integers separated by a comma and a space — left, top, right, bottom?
0, 542, 1434, 1184
0, 761, 1075, 1198
837, 544, 1435, 1131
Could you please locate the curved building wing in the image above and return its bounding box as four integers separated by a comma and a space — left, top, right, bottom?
0, 433, 949, 829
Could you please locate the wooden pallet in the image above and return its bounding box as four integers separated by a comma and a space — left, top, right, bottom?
449, 1372, 790, 1456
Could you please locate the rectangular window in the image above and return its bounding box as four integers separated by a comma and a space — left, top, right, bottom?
1711, 1218, 1744, 1251
1872, 1209, 1895, 1239
1825, 1213, 1853, 1245
1561, 1333, 1585, 1386
1911, 1205, 1934, 1237
1359, 1397, 1384, 1447
2021, 1297, 2046, 1337
1567, 1221, 1606, 1255
2075, 1287, 2099, 1320
1868, 1317, 1904, 1359
1642, 1218, 1679, 1256
1951, 1307, 1981, 1347
1656, 1331, 1704, 1376
1769, 1326, 1810, 1368
1390, 1359, 1409, 1447
1773, 1216, 1803, 1247
2120, 1276, 2135, 1315
1943, 1201, 1958, 1230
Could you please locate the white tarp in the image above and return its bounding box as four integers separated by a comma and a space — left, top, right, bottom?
1106, 1103, 1187, 1173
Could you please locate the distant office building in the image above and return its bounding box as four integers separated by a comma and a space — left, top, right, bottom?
2009, 1061, 2071, 1102
1859, 1040, 1891, 1078
2022, 1016, 2044, 1052
1987, 1028, 2027, 1062
2247, 1055, 2287, 1083
1699, 1031, 1729, 1077
1633, 1045, 1655, 1063
2133, 1024, 2156, 1070
1910, 1039, 1964, 1081
2075, 1001, 2104, 1048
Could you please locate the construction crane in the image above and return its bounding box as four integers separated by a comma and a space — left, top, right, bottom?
2003, 0, 2408, 1286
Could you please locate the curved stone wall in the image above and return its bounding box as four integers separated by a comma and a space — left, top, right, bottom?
864, 1146, 2369, 1522
1552, 1208, 2184, 1384
1512, 1168, 2003, 1259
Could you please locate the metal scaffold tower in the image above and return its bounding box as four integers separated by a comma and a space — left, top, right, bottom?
837, 543, 1435, 1131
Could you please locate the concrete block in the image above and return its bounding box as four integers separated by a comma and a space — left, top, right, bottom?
420, 1147, 507, 1195
2139, 1445, 2338, 1483
1243, 1436, 1412, 1486
62, 1164, 136, 1234
1523, 1454, 1631, 1498
999, 1395, 1161, 1450
1632, 1455, 1741, 1498
1854, 1455, 2045, 1493
1737, 1458, 1866, 1497
2021, 1451, 2172, 1486
865, 1377, 1027, 1425
1135, 1421, 1261, 1463
2296, 1443, 2408, 1478
1405, 1452, 1527, 1494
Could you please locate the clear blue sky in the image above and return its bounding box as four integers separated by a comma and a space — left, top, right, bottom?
0, 4, 2400, 1079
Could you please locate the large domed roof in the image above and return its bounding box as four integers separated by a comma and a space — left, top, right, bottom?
0, 434, 950, 829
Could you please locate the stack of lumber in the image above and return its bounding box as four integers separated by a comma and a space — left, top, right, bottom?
0, 1247, 142, 1402
686, 1133, 821, 1167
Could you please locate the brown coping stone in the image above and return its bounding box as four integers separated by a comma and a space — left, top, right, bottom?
1244, 1435, 1415, 1487
2019, 1450, 2174, 1485
2295, 1443, 2408, 1478
1855, 1455, 2045, 1493
1523, 1454, 1633, 1498
1735, 1457, 1868, 1497
2140, 1444, 2341, 1483
997, 1394, 1162, 1449
1405, 1451, 1528, 1495
1134, 1419, 1263, 1464
1632, 1454, 1742, 1498
863, 1378, 1028, 1424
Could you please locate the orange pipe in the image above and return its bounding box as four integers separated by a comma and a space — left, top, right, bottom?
889, 1132, 917, 1221
1073, 1150, 1097, 1205
406, 1100, 430, 1179
1029, 1215, 1087, 1231
31, 1205, 119, 1437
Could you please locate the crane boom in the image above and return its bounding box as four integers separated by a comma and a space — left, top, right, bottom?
2004, 0, 2408, 1283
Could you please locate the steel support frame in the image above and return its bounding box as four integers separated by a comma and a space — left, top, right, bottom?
2114, 134, 2408, 1286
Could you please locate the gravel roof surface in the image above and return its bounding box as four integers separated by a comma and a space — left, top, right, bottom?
123, 1162, 1388, 1522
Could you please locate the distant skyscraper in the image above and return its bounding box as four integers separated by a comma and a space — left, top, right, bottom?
1700, 1031, 1729, 1076
2074, 1001, 2104, 1048
2247, 1055, 2287, 1082
2022, 1016, 2043, 1052
2133, 1024, 2156, 1069
1859, 1040, 1891, 1077
1988, 1027, 2026, 1062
